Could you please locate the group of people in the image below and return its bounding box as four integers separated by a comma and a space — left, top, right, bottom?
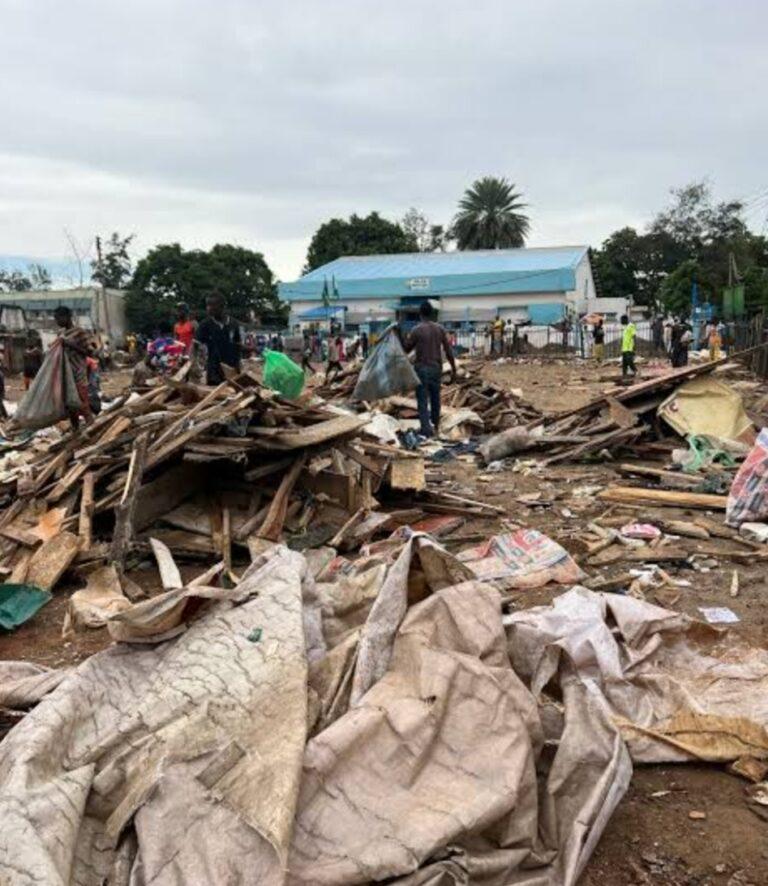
594, 313, 726, 379
134, 295, 242, 387
300, 329, 370, 382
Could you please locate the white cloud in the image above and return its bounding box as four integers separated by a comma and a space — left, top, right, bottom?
0, 0, 766, 282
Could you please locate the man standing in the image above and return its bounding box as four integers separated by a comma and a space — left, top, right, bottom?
325, 335, 343, 382
651, 315, 665, 355
620, 314, 637, 378
54, 305, 93, 428
360, 330, 369, 359
301, 332, 315, 374
22, 336, 43, 390
592, 318, 605, 363
174, 303, 196, 354
402, 301, 457, 438
195, 292, 242, 385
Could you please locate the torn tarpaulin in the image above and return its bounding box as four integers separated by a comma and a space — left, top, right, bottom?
3, 546, 768, 885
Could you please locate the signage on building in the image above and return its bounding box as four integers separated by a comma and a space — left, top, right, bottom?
406, 277, 431, 291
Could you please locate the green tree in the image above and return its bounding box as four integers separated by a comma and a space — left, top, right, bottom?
127, 243, 285, 333
592, 227, 683, 307
305, 212, 417, 271
92, 232, 134, 289
743, 265, 768, 310
649, 181, 753, 299
452, 177, 530, 250
0, 269, 31, 292
401, 208, 449, 252
658, 259, 706, 317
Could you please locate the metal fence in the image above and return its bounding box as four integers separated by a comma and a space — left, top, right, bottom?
452, 315, 768, 373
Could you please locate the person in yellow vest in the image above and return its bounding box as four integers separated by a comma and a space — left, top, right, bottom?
707, 322, 722, 361
620, 314, 637, 377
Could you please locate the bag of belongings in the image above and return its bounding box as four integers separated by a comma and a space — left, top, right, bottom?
353, 328, 419, 402
726, 427, 768, 526
14, 339, 83, 430
263, 349, 305, 400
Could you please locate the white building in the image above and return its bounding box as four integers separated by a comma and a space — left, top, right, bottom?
279, 246, 605, 332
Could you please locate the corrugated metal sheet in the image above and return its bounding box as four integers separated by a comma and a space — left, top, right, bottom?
300, 246, 586, 281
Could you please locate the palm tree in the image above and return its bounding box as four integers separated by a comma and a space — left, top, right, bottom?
452, 177, 530, 250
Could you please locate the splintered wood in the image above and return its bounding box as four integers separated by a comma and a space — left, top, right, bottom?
0, 368, 479, 594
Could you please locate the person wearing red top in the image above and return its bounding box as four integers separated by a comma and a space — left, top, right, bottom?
173, 303, 196, 353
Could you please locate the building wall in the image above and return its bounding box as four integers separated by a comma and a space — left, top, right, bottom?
1, 287, 127, 342
290, 291, 575, 329
567, 252, 597, 314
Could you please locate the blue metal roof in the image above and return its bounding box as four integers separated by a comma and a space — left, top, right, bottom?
280, 246, 588, 302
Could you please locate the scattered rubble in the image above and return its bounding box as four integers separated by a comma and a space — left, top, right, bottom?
1, 347, 768, 883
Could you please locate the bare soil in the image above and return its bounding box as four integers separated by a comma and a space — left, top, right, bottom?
3, 356, 768, 884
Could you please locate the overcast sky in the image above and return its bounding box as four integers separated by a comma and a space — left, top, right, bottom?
1, 0, 766, 284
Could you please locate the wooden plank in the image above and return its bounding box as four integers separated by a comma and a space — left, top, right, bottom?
78, 472, 95, 550
111, 433, 150, 572
243, 457, 294, 481
0, 524, 40, 547
257, 454, 307, 542
149, 537, 183, 589
587, 545, 690, 567
146, 393, 256, 470
544, 427, 642, 466
389, 456, 426, 491
617, 463, 701, 490
152, 381, 230, 450
134, 463, 200, 531
221, 507, 232, 573
26, 531, 80, 591
334, 442, 386, 478
259, 414, 368, 450
148, 529, 217, 555
46, 461, 88, 503
598, 485, 727, 510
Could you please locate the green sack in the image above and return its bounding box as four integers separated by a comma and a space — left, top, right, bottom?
0, 584, 52, 631
263, 350, 305, 400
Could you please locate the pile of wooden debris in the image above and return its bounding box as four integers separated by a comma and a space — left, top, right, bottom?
319, 358, 541, 435
479, 356, 756, 467
0, 369, 500, 598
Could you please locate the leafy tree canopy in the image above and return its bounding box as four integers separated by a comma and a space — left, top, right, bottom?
658, 259, 703, 316
0, 264, 51, 293
305, 212, 417, 272
126, 243, 285, 334
594, 180, 768, 312
452, 177, 530, 250
92, 232, 134, 289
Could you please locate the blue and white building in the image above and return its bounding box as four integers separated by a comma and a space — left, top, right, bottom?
279, 246, 602, 332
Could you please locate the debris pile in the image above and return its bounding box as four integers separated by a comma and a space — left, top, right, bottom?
3, 347, 768, 882
479, 355, 757, 470
321, 358, 542, 439
0, 367, 506, 605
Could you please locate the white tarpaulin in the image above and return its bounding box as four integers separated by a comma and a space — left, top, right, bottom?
2, 546, 768, 885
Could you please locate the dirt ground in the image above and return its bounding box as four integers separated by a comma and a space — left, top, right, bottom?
2, 354, 768, 884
